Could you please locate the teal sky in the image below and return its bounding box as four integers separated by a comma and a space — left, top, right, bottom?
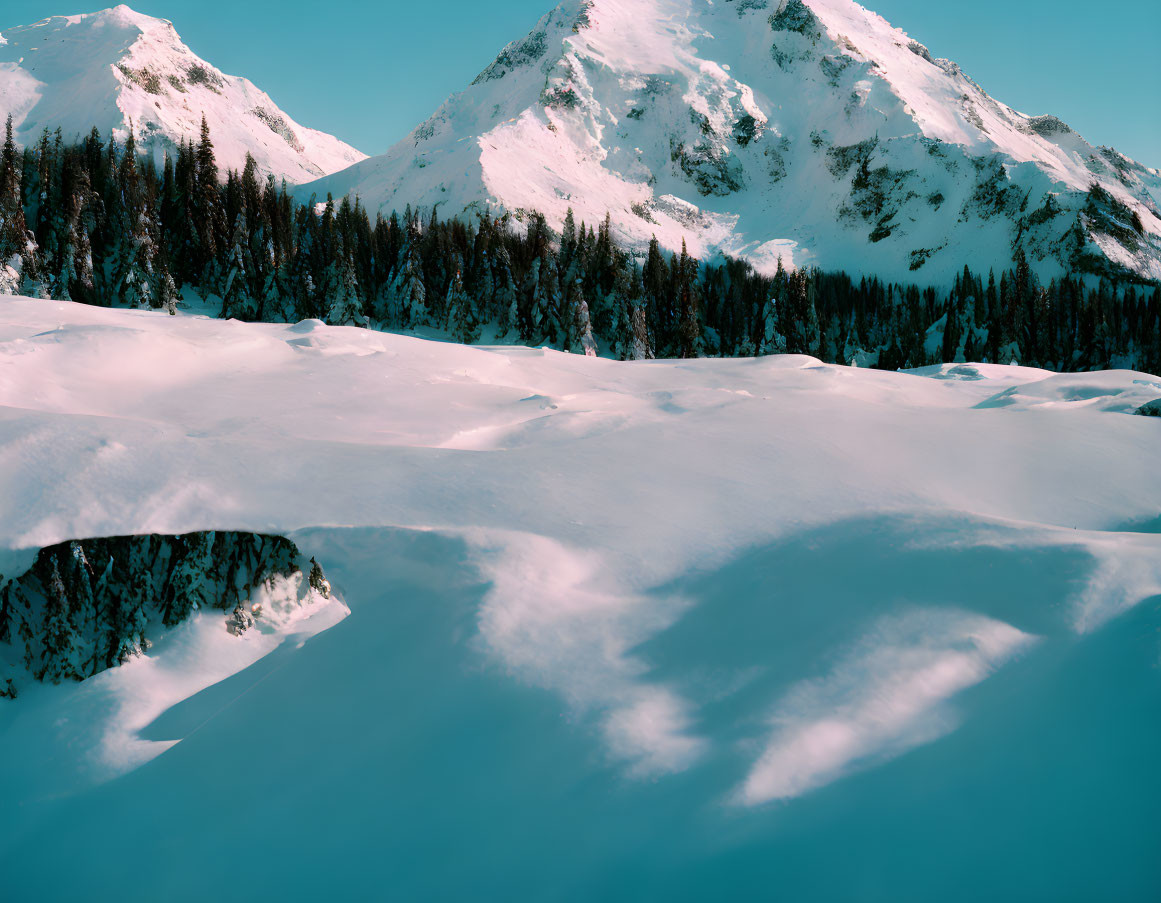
3, 0, 1159, 166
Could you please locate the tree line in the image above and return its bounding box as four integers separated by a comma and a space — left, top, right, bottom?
0, 115, 1157, 372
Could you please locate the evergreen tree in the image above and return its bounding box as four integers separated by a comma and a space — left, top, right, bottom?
108, 126, 159, 308
677, 239, 702, 358
628, 261, 654, 361
642, 235, 668, 352
785, 269, 820, 356
0, 114, 35, 289
761, 257, 789, 354
221, 210, 256, 319
526, 215, 560, 343
158, 268, 179, 315
327, 250, 364, 326
193, 115, 225, 293
387, 223, 425, 328
492, 242, 519, 338
446, 254, 477, 343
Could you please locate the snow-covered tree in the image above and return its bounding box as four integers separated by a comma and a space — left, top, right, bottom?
221, 210, 257, 319
492, 243, 519, 338
0, 115, 39, 289
446, 254, 477, 343
327, 251, 364, 326
676, 240, 702, 359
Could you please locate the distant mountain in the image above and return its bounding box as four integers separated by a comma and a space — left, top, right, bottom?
0, 5, 366, 182
306, 0, 1161, 283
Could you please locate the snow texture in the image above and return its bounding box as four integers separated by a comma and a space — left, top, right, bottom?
0, 297, 1159, 898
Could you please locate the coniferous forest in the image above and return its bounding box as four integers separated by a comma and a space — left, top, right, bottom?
1, 115, 1158, 372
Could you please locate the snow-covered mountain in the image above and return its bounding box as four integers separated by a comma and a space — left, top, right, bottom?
307, 0, 1161, 283
0, 5, 366, 182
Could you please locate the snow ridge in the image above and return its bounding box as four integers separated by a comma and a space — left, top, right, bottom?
0, 5, 366, 182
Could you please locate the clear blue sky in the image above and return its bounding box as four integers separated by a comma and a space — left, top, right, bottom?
3, 0, 1159, 166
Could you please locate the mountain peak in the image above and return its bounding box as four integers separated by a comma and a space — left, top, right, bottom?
306, 0, 1161, 282
76, 4, 170, 27
0, 6, 366, 183
15, 5, 175, 40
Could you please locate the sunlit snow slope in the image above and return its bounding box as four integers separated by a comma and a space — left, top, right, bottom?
1, 297, 1160, 900
308, 0, 1161, 283
0, 5, 366, 182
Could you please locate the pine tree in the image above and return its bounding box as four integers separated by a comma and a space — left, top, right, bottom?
785, 268, 820, 356
676, 239, 702, 358
560, 207, 578, 272
569, 278, 597, 356
193, 115, 225, 292
525, 216, 560, 343
642, 235, 668, 352
0, 114, 36, 288
327, 248, 365, 326
158, 268, 179, 315
762, 257, 789, 353
628, 260, 654, 360
605, 252, 632, 359
259, 255, 290, 322
221, 210, 257, 319
55, 230, 78, 302
387, 226, 425, 328
492, 242, 519, 338
446, 255, 477, 343
113, 126, 158, 308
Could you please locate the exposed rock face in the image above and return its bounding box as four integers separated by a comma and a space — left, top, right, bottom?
0, 531, 331, 695
1137, 399, 1161, 417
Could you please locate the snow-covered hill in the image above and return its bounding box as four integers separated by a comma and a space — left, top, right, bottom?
0, 5, 366, 182
1, 297, 1159, 898
307, 0, 1161, 283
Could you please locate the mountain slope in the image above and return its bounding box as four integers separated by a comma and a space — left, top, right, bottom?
306, 0, 1161, 282
0, 5, 366, 182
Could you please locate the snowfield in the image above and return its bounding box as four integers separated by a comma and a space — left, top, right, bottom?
1, 296, 1160, 899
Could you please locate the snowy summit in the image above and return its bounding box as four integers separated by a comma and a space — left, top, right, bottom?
0, 5, 367, 182
307, 0, 1161, 282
